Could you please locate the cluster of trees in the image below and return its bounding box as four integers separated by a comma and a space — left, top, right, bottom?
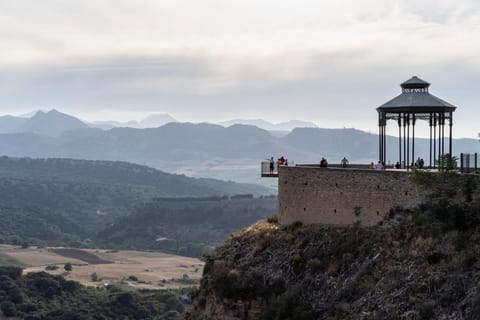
0, 266, 186, 319
96, 196, 277, 258
0, 207, 85, 248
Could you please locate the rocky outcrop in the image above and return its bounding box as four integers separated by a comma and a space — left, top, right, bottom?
188, 193, 480, 319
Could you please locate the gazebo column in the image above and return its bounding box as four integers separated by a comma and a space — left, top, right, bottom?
379, 112, 387, 163
433, 113, 437, 168
406, 114, 410, 170
438, 113, 442, 160
378, 112, 383, 162
403, 114, 407, 168
441, 113, 445, 157
428, 113, 433, 169
383, 121, 387, 164
411, 114, 416, 166
398, 115, 402, 166
449, 112, 453, 156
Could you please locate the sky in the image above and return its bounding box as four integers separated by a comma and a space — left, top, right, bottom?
0, 0, 479, 138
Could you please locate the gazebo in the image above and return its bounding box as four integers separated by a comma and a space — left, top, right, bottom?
377, 76, 457, 169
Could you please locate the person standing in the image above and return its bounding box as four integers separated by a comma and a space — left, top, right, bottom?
320, 157, 328, 167
268, 157, 274, 173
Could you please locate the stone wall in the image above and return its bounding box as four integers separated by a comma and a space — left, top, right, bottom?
278, 166, 430, 226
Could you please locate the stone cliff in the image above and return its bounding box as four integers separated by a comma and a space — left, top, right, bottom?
188, 173, 480, 319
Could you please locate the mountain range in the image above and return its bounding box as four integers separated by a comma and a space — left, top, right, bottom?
0, 109, 478, 184
0, 109, 320, 135
0, 109, 88, 136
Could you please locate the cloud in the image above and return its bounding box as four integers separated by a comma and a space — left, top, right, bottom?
0, 1, 479, 137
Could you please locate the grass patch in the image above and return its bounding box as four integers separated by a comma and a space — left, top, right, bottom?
0, 253, 24, 267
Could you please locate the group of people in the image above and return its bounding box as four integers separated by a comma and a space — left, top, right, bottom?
267, 155, 428, 173
393, 157, 425, 169
371, 161, 385, 170
267, 156, 289, 173
415, 157, 425, 168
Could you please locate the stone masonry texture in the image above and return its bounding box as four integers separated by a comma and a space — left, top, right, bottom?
278, 166, 430, 226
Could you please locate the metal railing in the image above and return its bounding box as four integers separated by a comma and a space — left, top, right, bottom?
261, 161, 279, 177
460, 153, 478, 173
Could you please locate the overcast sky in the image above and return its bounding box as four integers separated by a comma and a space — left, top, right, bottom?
0, 0, 479, 138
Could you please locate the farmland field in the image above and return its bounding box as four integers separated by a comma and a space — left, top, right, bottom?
0, 244, 203, 289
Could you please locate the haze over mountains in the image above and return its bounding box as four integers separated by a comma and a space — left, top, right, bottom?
217, 119, 318, 132
91, 113, 178, 130
0, 109, 478, 184
0, 109, 320, 133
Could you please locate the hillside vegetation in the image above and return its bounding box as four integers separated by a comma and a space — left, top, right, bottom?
96, 196, 277, 257
0, 156, 270, 197
0, 157, 276, 257
0, 266, 186, 319
189, 173, 480, 319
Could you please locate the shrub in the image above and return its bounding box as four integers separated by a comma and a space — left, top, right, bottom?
128, 275, 138, 281
307, 258, 324, 273
353, 206, 362, 217
8, 286, 24, 303
45, 265, 59, 271
260, 289, 315, 320
462, 175, 477, 202
0, 267, 22, 280
287, 221, 303, 232
266, 214, 279, 224
0, 301, 16, 317
269, 277, 286, 297
409, 169, 437, 187
416, 300, 435, 320
63, 263, 72, 272
116, 292, 134, 305
426, 252, 444, 265
91, 272, 99, 282
352, 220, 362, 229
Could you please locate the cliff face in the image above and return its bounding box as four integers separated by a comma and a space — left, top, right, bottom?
188, 194, 480, 319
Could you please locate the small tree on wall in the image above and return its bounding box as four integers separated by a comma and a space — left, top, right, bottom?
437, 154, 458, 172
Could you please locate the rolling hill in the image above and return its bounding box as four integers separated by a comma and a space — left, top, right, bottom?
0, 157, 275, 254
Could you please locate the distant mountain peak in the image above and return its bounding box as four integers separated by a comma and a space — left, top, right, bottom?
217, 118, 318, 131
139, 113, 178, 128
18, 109, 89, 136
18, 109, 48, 118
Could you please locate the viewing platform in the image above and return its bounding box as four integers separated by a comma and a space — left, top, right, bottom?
261, 161, 279, 177
262, 162, 377, 177
262, 154, 479, 178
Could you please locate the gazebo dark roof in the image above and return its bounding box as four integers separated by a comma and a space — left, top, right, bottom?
377, 76, 456, 113
400, 76, 430, 89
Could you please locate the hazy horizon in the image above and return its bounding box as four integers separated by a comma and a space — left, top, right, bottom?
1, 1, 480, 138
1, 107, 479, 139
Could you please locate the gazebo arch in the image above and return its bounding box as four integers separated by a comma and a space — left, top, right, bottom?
377, 76, 457, 169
